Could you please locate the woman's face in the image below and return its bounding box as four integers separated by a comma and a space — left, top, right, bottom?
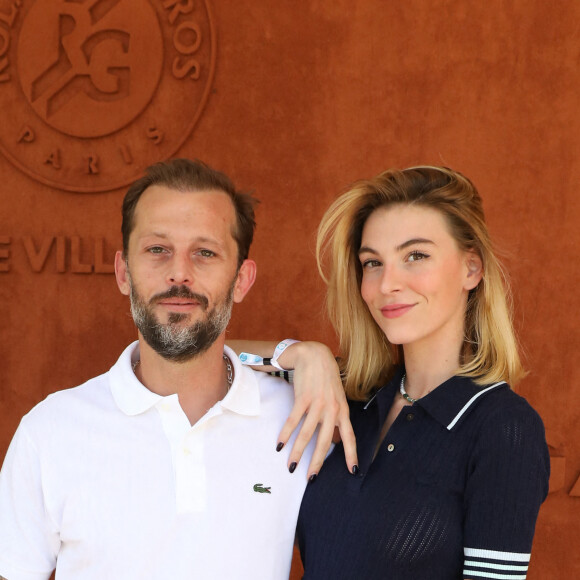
358, 204, 482, 350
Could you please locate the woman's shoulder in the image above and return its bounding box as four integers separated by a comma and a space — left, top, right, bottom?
476, 380, 544, 422
440, 376, 546, 445
466, 380, 548, 454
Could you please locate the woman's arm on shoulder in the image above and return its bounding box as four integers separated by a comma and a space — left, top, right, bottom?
227, 340, 358, 479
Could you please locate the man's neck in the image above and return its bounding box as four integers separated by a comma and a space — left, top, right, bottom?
135, 336, 231, 425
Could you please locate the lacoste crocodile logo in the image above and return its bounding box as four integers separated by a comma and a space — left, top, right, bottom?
253, 483, 271, 494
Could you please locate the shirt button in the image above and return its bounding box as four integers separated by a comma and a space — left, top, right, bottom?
387, 443, 395, 452
406, 413, 415, 421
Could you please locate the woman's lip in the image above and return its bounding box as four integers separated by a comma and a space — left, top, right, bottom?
380, 304, 415, 319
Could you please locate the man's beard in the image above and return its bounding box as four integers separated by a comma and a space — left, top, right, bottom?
128, 273, 235, 363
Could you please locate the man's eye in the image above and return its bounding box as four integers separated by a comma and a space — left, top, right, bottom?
199, 249, 215, 258
148, 246, 166, 254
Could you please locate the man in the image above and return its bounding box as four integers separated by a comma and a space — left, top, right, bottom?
0, 159, 352, 579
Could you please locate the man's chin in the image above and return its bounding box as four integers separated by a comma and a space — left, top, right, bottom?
160, 310, 199, 325
167, 315, 192, 325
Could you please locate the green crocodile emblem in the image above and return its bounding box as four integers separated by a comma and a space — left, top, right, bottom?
253, 483, 271, 494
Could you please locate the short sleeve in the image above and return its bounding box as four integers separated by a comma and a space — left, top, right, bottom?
0, 421, 59, 580
462, 400, 549, 580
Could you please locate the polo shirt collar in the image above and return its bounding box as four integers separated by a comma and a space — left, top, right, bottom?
109, 342, 161, 416
219, 345, 260, 416
416, 375, 505, 431
109, 342, 261, 417
369, 366, 506, 431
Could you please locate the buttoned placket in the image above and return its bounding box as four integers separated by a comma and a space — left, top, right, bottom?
155, 394, 224, 514
359, 394, 420, 484
381, 407, 417, 457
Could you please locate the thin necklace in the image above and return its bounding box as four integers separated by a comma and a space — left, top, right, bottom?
399, 374, 418, 404
223, 354, 233, 391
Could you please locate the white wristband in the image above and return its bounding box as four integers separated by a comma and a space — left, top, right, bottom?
239, 353, 265, 365
270, 339, 300, 371
239, 339, 300, 370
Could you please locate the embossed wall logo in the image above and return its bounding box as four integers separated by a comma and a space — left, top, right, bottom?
0, 0, 216, 192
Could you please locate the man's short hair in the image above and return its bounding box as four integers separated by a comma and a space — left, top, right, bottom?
121, 158, 257, 268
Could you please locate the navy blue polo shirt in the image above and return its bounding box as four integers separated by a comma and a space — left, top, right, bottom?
297, 369, 549, 580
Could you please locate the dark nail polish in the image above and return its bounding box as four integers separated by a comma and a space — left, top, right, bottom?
289, 462, 297, 474
351, 464, 359, 476
276, 442, 284, 452
308, 473, 318, 484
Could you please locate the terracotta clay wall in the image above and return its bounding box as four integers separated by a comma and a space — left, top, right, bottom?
0, 1, 578, 577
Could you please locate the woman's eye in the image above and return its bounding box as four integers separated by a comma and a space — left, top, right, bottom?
408, 251, 428, 262
362, 259, 381, 269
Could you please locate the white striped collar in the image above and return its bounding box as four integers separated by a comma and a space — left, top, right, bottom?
362, 369, 508, 431
446, 381, 506, 430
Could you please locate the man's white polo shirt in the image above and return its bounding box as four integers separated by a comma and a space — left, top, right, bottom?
0, 342, 315, 580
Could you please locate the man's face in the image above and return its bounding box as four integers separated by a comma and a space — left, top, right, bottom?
115, 185, 255, 361
126, 270, 236, 362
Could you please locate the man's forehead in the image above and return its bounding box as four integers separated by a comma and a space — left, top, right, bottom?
129, 185, 237, 243
139, 184, 233, 204
134, 186, 234, 220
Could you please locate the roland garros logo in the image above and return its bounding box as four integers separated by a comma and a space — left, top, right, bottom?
0, 0, 215, 192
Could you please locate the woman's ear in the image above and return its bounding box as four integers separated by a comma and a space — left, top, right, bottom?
464, 252, 483, 290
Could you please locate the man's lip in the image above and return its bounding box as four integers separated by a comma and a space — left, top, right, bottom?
380, 304, 415, 319
157, 299, 200, 308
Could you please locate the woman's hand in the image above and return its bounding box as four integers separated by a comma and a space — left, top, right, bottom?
228, 339, 358, 479
277, 341, 358, 479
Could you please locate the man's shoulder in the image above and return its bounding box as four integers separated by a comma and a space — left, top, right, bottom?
24, 343, 136, 423
237, 366, 295, 416
22, 370, 112, 428
245, 366, 294, 394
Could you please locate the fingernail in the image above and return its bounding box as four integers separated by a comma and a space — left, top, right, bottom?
351, 464, 359, 475
308, 473, 317, 484
276, 442, 284, 452
289, 462, 297, 474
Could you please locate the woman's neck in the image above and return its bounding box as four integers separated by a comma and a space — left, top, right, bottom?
401, 334, 463, 400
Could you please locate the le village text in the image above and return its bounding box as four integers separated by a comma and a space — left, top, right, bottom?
0, 235, 115, 274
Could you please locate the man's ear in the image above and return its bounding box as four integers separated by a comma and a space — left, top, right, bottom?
233, 259, 257, 303
464, 251, 483, 291
115, 251, 131, 296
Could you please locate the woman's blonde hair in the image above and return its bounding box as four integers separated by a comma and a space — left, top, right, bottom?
316, 166, 525, 400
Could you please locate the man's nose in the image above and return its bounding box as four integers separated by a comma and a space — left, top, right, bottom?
167, 253, 192, 285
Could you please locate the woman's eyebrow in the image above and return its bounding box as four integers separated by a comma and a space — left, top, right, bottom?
358, 246, 379, 256
395, 238, 435, 251
359, 238, 435, 256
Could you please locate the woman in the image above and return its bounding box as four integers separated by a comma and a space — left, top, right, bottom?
237, 166, 549, 580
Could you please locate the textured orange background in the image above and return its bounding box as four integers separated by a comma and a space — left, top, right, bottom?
0, 1, 578, 578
